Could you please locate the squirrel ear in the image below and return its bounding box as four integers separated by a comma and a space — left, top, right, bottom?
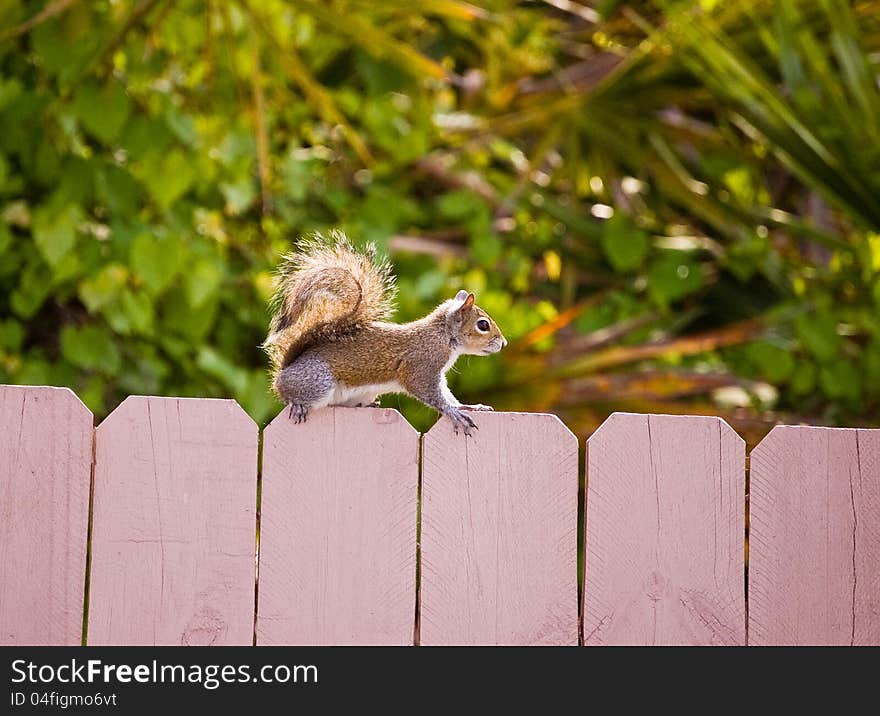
459, 292, 475, 312
454, 289, 469, 302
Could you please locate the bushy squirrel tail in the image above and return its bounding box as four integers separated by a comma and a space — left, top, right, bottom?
263, 230, 397, 371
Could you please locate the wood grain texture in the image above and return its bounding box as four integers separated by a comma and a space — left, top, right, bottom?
420, 412, 578, 646
0, 385, 93, 645
749, 426, 880, 645
583, 413, 745, 645
87, 396, 257, 646
257, 406, 418, 645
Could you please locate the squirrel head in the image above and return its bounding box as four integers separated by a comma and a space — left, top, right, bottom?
445, 289, 507, 356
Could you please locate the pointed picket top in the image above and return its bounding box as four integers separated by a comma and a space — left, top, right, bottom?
258, 406, 419, 645
584, 412, 745, 645
749, 424, 880, 645
97, 394, 257, 434
88, 395, 258, 645
0, 384, 94, 645
420, 410, 579, 645
588, 410, 743, 444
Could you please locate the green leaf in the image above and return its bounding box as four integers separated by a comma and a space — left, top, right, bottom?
60, 324, 121, 374
121, 117, 173, 160
10, 261, 51, 318
121, 290, 155, 336
436, 190, 486, 220
197, 346, 248, 394
135, 150, 196, 209
72, 82, 131, 144
0, 222, 11, 256
648, 255, 704, 305
789, 361, 816, 395
101, 301, 132, 335
220, 179, 256, 215
747, 341, 794, 382
165, 109, 198, 147
601, 215, 650, 272
0, 319, 24, 351
130, 232, 185, 295
32, 204, 81, 267
161, 286, 217, 341
96, 165, 140, 216
185, 259, 223, 308
865, 341, 880, 395
819, 360, 860, 402
470, 231, 502, 266
282, 155, 313, 202
29, 8, 96, 80
795, 312, 840, 362
79, 264, 128, 313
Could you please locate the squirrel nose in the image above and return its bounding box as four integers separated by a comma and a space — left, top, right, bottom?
500, 337, 508, 348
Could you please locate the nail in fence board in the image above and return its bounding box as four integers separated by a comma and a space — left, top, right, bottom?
749, 426, 880, 645
257, 407, 418, 645
584, 413, 745, 645
0, 385, 93, 645
87, 397, 258, 645
420, 412, 578, 646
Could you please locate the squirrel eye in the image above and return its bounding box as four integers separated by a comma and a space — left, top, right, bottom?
476, 318, 490, 332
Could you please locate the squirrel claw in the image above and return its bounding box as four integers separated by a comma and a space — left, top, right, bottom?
287, 404, 308, 423
460, 403, 493, 412
446, 407, 478, 437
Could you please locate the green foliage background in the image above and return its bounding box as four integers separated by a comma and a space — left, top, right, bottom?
1, 0, 879, 443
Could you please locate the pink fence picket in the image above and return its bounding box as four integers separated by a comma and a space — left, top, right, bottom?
749, 426, 880, 645
420, 412, 578, 646
584, 413, 745, 645
87, 396, 258, 646
0, 385, 93, 646
257, 406, 419, 646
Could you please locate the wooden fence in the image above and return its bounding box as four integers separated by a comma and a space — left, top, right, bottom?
0, 384, 877, 646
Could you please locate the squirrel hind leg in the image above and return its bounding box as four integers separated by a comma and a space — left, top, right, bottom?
287, 403, 308, 423
274, 354, 336, 422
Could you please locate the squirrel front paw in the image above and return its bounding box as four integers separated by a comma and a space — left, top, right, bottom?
287, 403, 309, 423
445, 407, 478, 436
459, 403, 493, 411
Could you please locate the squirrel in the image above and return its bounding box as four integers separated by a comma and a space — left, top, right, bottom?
263, 231, 507, 436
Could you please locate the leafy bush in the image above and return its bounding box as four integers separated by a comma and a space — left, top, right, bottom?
1, 0, 878, 442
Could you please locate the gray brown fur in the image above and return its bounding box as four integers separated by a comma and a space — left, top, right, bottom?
265, 232, 507, 435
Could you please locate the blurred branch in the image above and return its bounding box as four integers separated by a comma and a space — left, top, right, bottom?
508, 293, 610, 352
551, 311, 661, 359
553, 317, 766, 377
540, 0, 600, 24
0, 0, 79, 41
389, 234, 468, 258
559, 370, 742, 404
94, 0, 165, 70
350, 0, 489, 21
296, 0, 448, 80
250, 36, 272, 216
516, 55, 624, 95
414, 154, 500, 207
